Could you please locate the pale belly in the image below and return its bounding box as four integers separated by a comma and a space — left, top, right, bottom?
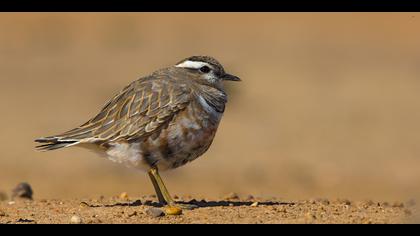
102, 100, 223, 171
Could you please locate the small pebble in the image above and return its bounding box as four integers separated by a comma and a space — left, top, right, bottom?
224, 192, 239, 200
308, 199, 317, 204
119, 192, 129, 200
317, 198, 330, 205
128, 211, 137, 217
358, 200, 373, 209
11, 183, 33, 200
250, 202, 259, 207
146, 207, 165, 217
79, 202, 90, 208
87, 218, 102, 224
164, 206, 183, 216
341, 199, 351, 206
70, 215, 82, 224
0, 210, 6, 217
362, 218, 373, 224
305, 212, 316, 220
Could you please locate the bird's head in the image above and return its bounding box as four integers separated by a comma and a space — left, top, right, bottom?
175, 56, 241, 86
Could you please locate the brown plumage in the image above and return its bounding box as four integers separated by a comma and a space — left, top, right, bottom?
35, 56, 240, 208
36, 56, 240, 170
36, 75, 192, 149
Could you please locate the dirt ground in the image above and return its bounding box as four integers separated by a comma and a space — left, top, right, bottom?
0, 195, 415, 224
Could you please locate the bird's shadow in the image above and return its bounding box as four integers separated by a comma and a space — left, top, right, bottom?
175, 200, 293, 208
82, 199, 294, 208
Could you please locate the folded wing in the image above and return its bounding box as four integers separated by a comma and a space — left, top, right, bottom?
35, 76, 192, 150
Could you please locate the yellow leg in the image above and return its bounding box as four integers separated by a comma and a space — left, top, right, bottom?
148, 170, 167, 204
148, 167, 198, 210
148, 167, 175, 205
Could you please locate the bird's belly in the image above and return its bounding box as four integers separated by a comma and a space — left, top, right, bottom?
105, 106, 222, 171
154, 132, 214, 170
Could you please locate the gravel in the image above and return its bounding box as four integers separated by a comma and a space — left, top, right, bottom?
70, 215, 82, 224
11, 183, 33, 200
146, 207, 165, 218
0, 196, 414, 224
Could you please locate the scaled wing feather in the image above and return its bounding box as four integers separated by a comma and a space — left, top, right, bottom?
38, 76, 192, 147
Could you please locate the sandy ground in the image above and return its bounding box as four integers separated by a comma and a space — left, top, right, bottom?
0, 195, 415, 224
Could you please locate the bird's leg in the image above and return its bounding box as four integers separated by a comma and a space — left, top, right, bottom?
148, 167, 176, 206
148, 167, 198, 210
147, 169, 167, 205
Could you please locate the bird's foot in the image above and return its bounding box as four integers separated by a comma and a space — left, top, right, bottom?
175, 203, 199, 210
162, 202, 198, 214
163, 205, 183, 215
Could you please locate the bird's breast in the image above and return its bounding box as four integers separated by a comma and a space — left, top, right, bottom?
105, 99, 224, 171
153, 99, 223, 169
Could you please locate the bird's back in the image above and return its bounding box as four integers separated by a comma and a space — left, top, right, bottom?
35, 73, 193, 150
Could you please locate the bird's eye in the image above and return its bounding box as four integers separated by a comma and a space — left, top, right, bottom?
199, 66, 211, 73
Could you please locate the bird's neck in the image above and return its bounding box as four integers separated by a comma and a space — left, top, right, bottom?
195, 83, 227, 114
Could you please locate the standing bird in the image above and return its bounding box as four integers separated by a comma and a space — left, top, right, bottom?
35, 56, 240, 210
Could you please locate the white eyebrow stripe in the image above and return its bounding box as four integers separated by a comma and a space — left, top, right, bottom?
175, 60, 212, 69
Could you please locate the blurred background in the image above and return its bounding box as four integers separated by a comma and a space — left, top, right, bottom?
0, 13, 419, 202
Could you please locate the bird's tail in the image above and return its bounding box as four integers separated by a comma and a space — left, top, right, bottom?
35, 136, 79, 151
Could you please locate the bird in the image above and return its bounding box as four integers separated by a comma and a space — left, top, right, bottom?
35, 55, 240, 211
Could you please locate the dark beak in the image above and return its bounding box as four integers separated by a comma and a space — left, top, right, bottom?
222, 73, 241, 82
